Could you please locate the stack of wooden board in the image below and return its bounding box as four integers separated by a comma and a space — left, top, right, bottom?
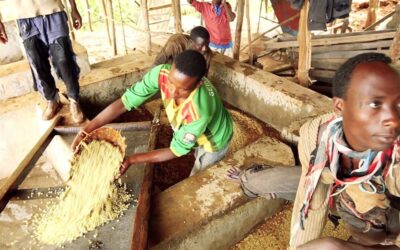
265, 29, 395, 83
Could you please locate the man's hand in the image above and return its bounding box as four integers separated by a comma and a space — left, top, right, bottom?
118, 155, 137, 177
71, 130, 88, 152
71, 9, 82, 29
0, 21, 8, 44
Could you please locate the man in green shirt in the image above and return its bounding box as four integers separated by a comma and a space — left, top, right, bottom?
72, 50, 233, 176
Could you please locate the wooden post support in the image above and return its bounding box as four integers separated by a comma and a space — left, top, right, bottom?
130, 107, 161, 250
63, 0, 75, 40
245, 0, 253, 63
172, 0, 183, 33
117, 0, 128, 54
106, 0, 117, 56
85, 0, 93, 32
365, 0, 379, 29
141, 0, 152, 55
233, 0, 245, 60
297, 0, 311, 87
390, 27, 400, 66
101, 0, 112, 45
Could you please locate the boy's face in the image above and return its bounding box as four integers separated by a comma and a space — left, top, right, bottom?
166, 65, 200, 100
334, 62, 400, 152
191, 36, 209, 54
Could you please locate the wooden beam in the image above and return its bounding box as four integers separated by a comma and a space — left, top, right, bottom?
148, 3, 172, 11
117, 0, 128, 54
265, 31, 396, 50
85, 0, 93, 32
130, 107, 161, 250
172, 0, 182, 33
0, 116, 60, 212
365, 0, 379, 29
101, 0, 112, 45
311, 40, 392, 53
241, 13, 300, 52
141, 0, 152, 55
233, 0, 244, 60
390, 27, 400, 65
364, 9, 395, 31
245, 0, 252, 63
106, 0, 117, 56
297, 0, 311, 86
63, 0, 75, 40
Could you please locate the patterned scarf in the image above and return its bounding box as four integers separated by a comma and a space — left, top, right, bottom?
299, 116, 399, 230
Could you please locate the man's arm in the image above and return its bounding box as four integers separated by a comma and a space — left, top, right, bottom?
71, 99, 127, 150
68, 0, 82, 29
222, 1, 236, 22
0, 14, 8, 44
119, 148, 177, 175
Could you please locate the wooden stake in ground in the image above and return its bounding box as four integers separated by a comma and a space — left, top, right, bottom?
297, 0, 311, 86
233, 0, 244, 60
106, 0, 117, 56
141, 0, 152, 55
117, 0, 128, 54
172, 0, 183, 33
365, 0, 379, 29
85, 0, 93, 32
63, 0, 75, 40
101, 0, 112, 45
245, 0, 253, 64
390, 27, 400, 66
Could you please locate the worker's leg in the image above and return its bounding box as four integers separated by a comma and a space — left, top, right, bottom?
231, 164, 301, 201
190, 144, 230, 176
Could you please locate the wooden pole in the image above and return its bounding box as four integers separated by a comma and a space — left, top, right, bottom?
390, 27, 400, 66
245, 0, 253, 63
63, 0, 75, 40
101, 0, 112, 45
130, 107, 160, 250
172, 0, 183, 33
117, 0, 128, 54
85, 0, 93, 32
141, 0, 152, 55
106, 0, 117, 56
233, 0, 244, 60
365, 0, 379, 29
297, 0, 311, 87
256, 0, 263, 33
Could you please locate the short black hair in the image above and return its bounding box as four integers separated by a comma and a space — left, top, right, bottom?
190, 26, 210, 41
174, 50, 207, 81
332, 53, 392, 99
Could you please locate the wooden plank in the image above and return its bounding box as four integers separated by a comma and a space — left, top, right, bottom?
172, 0, 182, 33
297, 0, 311, 86
390, 27, 400, 65
141, 0, 152, 55
148, 4, 172, 11
266, 31, 395, 49
106, 0, 117, 56
311, 59, 345, 70
130, 107, 161, 250
233, 0, 245, 60
310, 40, 392, 53
101, 0, 112, 45
245, 0, 253, 63
311, 49, 390, 59
0, 116, 60, 212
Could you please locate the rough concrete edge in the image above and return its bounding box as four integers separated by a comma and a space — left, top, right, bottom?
152, 198, 285, 250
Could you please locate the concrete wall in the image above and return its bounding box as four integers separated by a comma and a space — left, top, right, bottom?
209, 54, 333, 143
0, 41, 91, 101
0, 21, 24, 65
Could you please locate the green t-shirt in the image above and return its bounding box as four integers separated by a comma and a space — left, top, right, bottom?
121, 64, 233, 156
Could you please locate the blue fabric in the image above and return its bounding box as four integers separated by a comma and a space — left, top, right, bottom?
209, 41, 233, 49
213, 4, 222, 16
17, 11, 69, 45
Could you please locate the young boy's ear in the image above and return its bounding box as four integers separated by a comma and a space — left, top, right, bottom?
333, 97, 344, 116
